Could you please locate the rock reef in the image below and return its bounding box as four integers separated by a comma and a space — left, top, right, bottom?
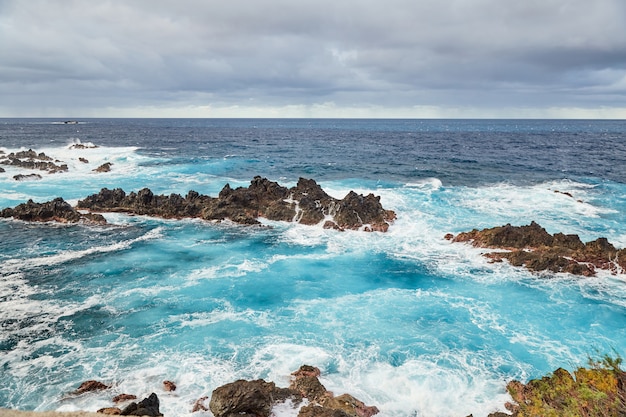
208, 365, 379, 417
0, 149, 68, 174
0, 198, 106, 224
450, 221, 626, 276
77, 176, 396, 231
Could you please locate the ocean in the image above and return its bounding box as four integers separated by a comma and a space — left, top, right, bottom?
1, 118, 625, 417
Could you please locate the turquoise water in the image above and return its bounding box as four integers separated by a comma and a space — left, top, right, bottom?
1, 119, 626, 417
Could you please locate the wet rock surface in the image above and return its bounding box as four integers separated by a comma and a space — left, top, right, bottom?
1, 198, 107, 224
77, 176, 395, 231
208, 365, 378, 417
451, 221, 626, 276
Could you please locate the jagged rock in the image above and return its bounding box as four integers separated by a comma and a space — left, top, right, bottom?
76, 177, 395, 231
93, 162, 113, 173
292, 365, 322, 378
452, 222, 626, 276
120, 393, 162, 416
79, 157, 89, 163
192, 396, 209, 412
163, 380, 176, 392
112, 394, 137, 403
13, 173, 42, 181
72, 380, 111, 395
209, 366, 378, 417
1, 149, 67, 173
1, 198, 107, 224
0, 167, 5, 173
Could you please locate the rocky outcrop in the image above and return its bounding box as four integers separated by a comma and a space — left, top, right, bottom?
209, 379, 298, 417
207, 365, 379, 417
93, 163, 112, 173
491, 360, 626, 417
0, 149, 68, 173
72, 380, 111, 395
13, 173, 42, 181
1, 198, 107, 225
77, 177, 395, 231
450, 222, 626, 276
119, 393, 162, 417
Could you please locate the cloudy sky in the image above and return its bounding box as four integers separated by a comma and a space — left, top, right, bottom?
1, 0, 625, 118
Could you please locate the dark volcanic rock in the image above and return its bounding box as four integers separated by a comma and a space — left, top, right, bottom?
13, 173, 42, 181
209, 366, 378, 417
209, 379, 287, 417
77, 177, 395, 231
1, 198, 107, 224
1, 149, 68, 173
72, 380, 111, 395
120, 393, 162, 416
93, 162, 113, 172
452, 222, 626, 276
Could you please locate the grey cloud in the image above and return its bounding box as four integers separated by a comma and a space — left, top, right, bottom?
1, 0, 625, 116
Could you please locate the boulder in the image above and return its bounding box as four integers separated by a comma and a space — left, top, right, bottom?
163, 380, 176, 392
72, 380, 111, 395
209, 379, 280, 417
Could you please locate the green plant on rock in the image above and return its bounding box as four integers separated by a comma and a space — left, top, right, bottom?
507, 354, 626, 417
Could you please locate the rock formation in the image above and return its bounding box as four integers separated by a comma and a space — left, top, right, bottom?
207, 365, 379, 417
93, 163, 112, 173
13, 173, 42, 181
72, 380, 111, 395
450, 221, 626, 276
118, 393, 162, 417
1, 198, 107, 224
491, 359, 626, 417
77, 176, 396, 231
0, 149, 68, 173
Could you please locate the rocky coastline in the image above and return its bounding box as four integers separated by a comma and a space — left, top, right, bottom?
1, 176, 396, 232
3, 358, 624, 417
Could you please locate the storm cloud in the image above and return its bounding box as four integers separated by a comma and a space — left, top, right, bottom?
1, 0, 625, 117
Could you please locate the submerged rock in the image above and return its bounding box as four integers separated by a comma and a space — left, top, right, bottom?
77, 177, 395, 231
451, 221, 626, 276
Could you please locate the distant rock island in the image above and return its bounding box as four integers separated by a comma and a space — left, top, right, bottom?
1, 177, 396, 232
449, 221, 626, 276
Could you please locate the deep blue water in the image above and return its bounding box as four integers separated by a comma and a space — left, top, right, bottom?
1, 118, 626, 417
